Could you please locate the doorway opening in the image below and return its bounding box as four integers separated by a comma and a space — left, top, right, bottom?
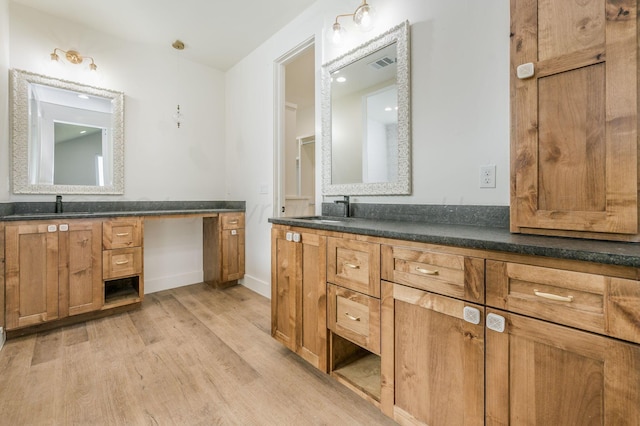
274, 38, 316, 218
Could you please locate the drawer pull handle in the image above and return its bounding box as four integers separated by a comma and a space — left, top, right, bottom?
344, 263, 360, 269
228, 220, 239, 224
116, 232, 130, 237
115, 260, 130, 265
534, 290, 573, 303
344, 313, 361, 321
416, 266, 439, 275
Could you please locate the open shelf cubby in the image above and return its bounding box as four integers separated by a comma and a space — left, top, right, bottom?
330, 332, 381, 404
104, 276, 141, 308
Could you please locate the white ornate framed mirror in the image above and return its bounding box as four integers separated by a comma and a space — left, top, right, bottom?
321, 21, 410, 196
10, 69, 124, 194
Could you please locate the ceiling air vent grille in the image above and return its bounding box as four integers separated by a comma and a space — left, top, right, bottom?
368, 56, 396, 70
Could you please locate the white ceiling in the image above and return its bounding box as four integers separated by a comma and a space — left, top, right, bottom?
10, 0, 317, 71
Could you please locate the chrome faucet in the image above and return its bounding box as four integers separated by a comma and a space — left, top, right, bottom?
334, 195, 350, 218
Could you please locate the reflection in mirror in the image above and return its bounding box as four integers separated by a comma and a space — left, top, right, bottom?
53, 123, 104, 185
322, 21, 410, 196
10, 69, 124, 194
330, 43, 398, 185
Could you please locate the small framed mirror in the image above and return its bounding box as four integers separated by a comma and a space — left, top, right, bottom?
10, 69, 125, 194
322, 21, 410, 196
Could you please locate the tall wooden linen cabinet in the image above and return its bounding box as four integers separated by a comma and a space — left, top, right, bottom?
510, 0, 639, 241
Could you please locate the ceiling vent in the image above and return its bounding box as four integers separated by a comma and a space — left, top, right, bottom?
368, 56, 396, 70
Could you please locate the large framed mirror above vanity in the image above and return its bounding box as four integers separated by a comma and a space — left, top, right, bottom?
10, 69, 124, 194
322, 20, 410, 196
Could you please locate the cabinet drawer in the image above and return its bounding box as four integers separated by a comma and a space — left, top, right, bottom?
327, 237, 380, 297
487, 260, 640, 344
221, 213, 244, 230
381, 245, 484, 304
328, 284, 380, 354
103, 248, 142, 279
103, 219, 142, 249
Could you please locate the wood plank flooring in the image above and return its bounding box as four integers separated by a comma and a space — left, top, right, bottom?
0, 283, 396, 425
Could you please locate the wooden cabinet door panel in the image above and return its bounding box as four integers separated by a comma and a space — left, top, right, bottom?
60, 221, 103, 316
486, 309, 640, 425
271, 227, 299, 351
5, 223, 59, 329
298, 231, 328, 371
381, 281, 484, 426
221, 228, 245, 282
511, 0, 638, 235
271, 227, 328, 371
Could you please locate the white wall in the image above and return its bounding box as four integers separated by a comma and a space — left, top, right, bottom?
0, 0, 10, 202
1, 1, 511, 299
226, 0, 510, 297
5, 4, 228, 293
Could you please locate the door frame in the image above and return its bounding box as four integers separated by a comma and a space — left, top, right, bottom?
273, 36, 315, 218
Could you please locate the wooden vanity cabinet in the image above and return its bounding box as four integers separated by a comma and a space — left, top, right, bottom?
510, 0, 640, 240
485, 258, 640, 425
326, 237, 382, 403
102, 218, 143, 308
380, 243, 486, 425
269, 223, 640, 423
271, 225, 328, 371
5, 220, 102, 330
204, 212, 245, 287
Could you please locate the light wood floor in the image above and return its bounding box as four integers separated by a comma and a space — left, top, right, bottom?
0, 283, 396, 425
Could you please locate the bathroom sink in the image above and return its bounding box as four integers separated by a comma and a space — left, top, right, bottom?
292, 216, 345, 224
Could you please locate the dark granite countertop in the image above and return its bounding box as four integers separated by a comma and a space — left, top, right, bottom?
0, 201, 245, 222
269, 215, 640, 269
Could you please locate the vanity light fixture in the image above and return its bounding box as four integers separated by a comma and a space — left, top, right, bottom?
50, 48, 97, 71
331, 0, 377, 44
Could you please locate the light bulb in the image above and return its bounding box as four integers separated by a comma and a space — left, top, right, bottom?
354, 3, 376, 32
331, 22, 345, 44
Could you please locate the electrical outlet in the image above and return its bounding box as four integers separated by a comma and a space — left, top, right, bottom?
480, 165, 496, 188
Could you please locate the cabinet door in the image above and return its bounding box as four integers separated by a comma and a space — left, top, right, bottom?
271, 227, 299, 351
221, 228, 245, 282
380, 281, 484, 426
511, 0, 638, 235
59, 221, 103, 316
486, 309, 640, 425
271, 227, 328, 371
5, 223, 59, 329
297, 231, 328, 371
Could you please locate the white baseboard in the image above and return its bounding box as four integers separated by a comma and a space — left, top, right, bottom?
143, 271, 271, 299
240, 274, 271, 299
144, 271, 203, 294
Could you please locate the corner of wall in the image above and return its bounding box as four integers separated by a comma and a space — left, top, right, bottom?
0, 0, 10, 202
240, 275, 271, 299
